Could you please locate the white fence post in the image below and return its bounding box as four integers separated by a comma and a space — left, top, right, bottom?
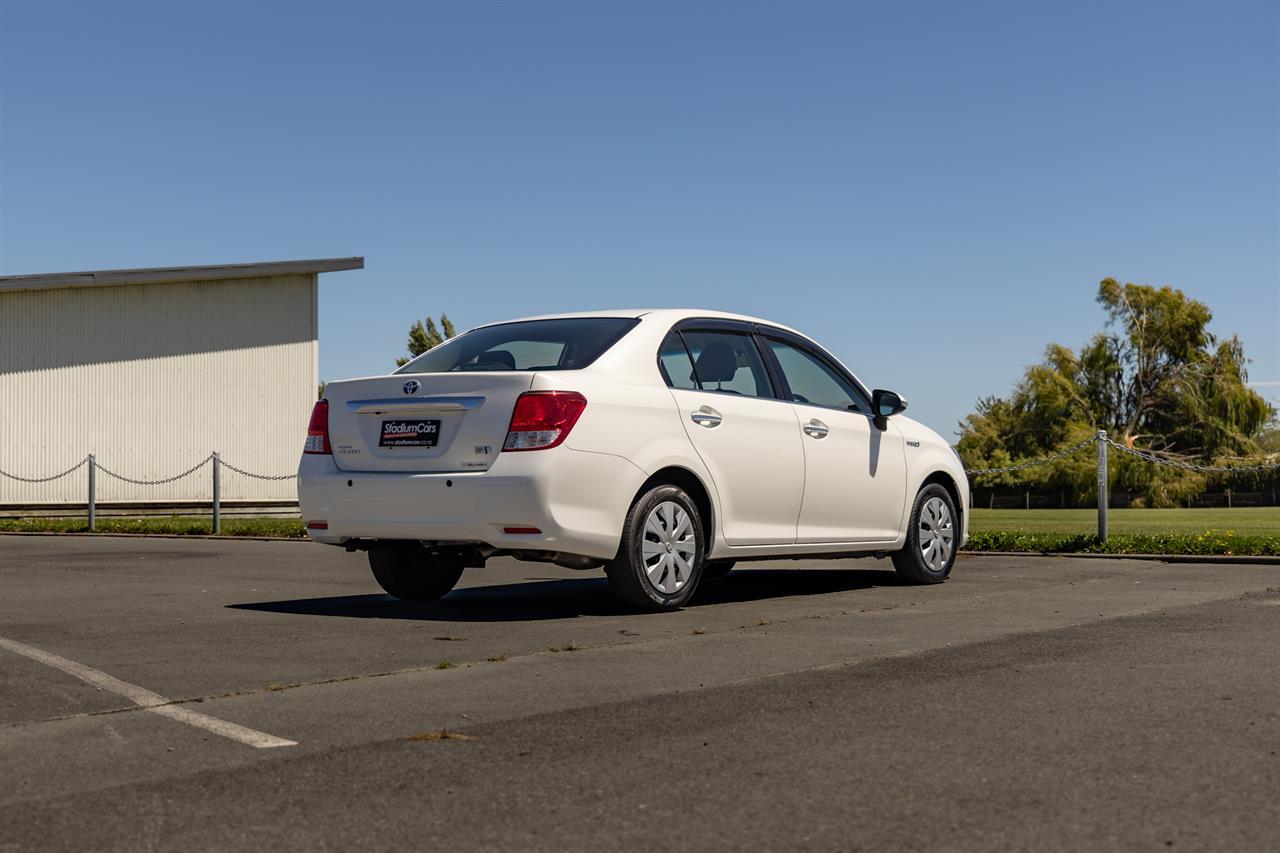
87, 454, 96, 532
212, 451, 221, 535
1096, 430, 1108, 542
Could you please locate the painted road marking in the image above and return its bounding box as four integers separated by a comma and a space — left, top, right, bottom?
0, 636, 296, 749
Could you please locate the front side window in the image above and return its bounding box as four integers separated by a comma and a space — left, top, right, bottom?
396, 318, 639, 374
680, 331, 772, 398
767, 338, 868, 413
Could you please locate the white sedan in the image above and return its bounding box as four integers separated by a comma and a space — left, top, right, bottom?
298, 310, 968, 611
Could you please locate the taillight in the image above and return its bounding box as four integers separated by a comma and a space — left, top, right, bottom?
304, 400, 331, 454
503, 391, 587, 451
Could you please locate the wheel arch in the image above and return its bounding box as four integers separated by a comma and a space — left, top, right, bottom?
635, 465, 717, 554
919, 469, 964, 532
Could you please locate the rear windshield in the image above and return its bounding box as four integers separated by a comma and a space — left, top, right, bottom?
395, 317, 640, 374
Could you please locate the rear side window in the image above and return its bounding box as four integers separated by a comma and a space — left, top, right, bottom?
657, 333, 699, 390
679, 331, 772, 398
396, 318, 639, 374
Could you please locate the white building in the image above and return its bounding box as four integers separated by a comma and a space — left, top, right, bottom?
0, 257, 362, 510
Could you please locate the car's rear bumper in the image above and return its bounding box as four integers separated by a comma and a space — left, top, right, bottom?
296, 448, 647, 560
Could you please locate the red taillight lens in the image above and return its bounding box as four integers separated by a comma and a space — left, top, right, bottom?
503, 391, 587, 452
304, 400, 331, 454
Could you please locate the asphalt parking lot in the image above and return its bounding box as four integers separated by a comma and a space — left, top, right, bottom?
2, 536, 1278, 851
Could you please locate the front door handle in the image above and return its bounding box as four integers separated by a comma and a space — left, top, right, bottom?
690, 407, 723, 428
803, 419, 829, 439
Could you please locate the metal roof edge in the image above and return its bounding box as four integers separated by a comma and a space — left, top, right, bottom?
0, 257, 364, 293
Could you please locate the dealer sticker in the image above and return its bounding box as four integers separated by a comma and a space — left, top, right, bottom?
379, 419, 441, 448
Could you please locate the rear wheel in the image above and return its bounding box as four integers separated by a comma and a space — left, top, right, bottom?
605, 485, 705, 611
891, 484, 958, 584
368, 542, 466, 601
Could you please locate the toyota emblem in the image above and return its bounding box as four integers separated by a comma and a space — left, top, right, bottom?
402, 379, 421, 396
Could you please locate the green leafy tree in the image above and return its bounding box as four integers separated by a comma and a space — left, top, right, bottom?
396, 314, 455, 367
958, 279, 1275, 506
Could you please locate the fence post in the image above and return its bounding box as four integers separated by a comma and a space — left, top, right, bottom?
1096, 430, 1108, 542
87, 454, 96, 532
212, 451, 221, 535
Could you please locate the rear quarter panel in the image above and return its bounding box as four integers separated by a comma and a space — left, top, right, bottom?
534, 318, 723, 542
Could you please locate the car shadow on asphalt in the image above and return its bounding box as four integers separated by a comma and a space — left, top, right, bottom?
227, 567, 904, 623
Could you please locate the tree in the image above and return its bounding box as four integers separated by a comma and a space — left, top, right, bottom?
396, 314, 455, 367
957, 279, 1276, 506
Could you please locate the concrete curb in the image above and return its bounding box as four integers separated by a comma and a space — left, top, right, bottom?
961, 550, 1280, 565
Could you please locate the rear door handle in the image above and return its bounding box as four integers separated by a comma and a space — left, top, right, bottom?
803, 419, 829, 439
690, 407, 722, 428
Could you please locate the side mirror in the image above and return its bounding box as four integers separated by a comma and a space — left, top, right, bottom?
871, 389, 907, 428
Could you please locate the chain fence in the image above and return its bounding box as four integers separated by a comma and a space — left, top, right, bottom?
964, 430, 1280, 531
0, 457, 90, 484
0, 452, 296, 533
965, 436, 1100, 476
1, 431, 1277, 538
1099, 436, 1280, 474
95, 454, 216, 486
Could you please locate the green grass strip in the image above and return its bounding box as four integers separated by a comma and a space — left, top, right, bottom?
0, 516, 306, 538
966, 530, 1280, 557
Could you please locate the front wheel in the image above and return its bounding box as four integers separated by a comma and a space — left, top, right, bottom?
605, 485, 706, 611
891, 484, 958, 584
368, 542, 466, 601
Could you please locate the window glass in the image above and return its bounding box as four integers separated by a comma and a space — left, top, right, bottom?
680, 331, 772, 398
396, 318, 638, 374
657, 333, 699, 390
767, 339, 868, 412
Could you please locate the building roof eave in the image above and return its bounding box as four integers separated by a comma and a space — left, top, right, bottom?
0, 257, 364, 293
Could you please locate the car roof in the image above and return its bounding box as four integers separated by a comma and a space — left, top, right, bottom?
473, 308, 807, 337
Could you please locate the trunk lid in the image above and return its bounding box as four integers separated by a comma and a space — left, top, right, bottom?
323, 373, 534, 472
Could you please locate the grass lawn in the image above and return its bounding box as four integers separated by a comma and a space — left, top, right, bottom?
967, 507, 1279, 556
970, 507, 1280, 536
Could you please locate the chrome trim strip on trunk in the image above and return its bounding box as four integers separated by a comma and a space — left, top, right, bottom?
345, 396, 486, 414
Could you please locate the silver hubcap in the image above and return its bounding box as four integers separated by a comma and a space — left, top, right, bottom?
641, 501, 697, 594
919, 496, 954, 572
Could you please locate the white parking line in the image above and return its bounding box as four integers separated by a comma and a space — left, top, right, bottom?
0, 636, 296, 749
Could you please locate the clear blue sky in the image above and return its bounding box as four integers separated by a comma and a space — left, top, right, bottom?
2, 0, 1276, 438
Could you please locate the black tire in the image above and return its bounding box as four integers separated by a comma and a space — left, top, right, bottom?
703, 559, 736, 579
891, 483, 958, 585
368, 541, 466, 601
605, 484, 706, 612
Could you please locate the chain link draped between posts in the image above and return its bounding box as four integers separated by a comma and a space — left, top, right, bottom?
0, 452, 297, 532
964, 436, 1100, 476
95, 454, 214, 486
217, 458, 298, 481
1099, 437, 1280, 474
965, 434, 1280, 478
0, 456, 89, 484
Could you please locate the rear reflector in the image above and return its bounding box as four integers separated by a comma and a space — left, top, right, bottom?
306, 521, 329, 530
503, 526, 542, 535
304, 400, 331, 454
503, 391, 587, 452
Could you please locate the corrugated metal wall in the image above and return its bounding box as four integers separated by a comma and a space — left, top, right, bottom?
0, 274, 318, 504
